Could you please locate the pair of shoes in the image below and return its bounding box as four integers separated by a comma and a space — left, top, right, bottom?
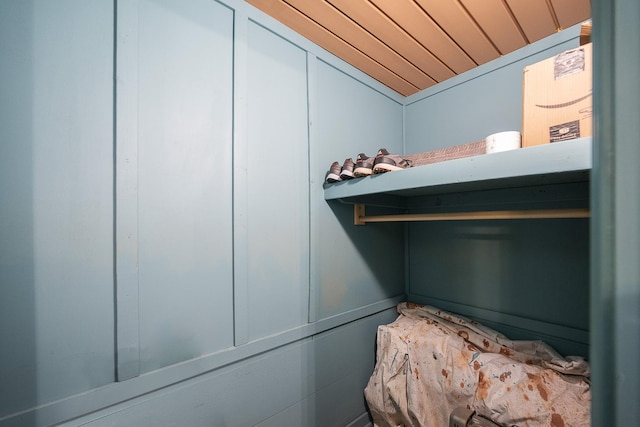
326, 158, 356, 183
353, 149, 413, 177
326, 149, 413, 183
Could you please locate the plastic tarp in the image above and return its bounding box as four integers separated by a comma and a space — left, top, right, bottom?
364, 303, 591, 427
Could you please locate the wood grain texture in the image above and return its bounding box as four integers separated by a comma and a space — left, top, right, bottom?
246, 0, 591, 96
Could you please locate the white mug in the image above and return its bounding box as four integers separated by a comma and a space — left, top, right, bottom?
485, 131, 521, 153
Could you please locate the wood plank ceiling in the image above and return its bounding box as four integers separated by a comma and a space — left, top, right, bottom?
245, 0, 591, 96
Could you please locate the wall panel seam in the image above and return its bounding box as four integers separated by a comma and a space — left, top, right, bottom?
307, 52, 318, 324
232, 8, 250, 347
114, 0, 141, 382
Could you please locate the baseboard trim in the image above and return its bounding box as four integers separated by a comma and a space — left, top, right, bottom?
345, 411, 372, 427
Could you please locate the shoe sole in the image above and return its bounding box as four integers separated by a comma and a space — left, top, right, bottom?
353, 167, 373, 177
326, 172, 341, 182
340, 170, 354, 179
373, 163, 403, 173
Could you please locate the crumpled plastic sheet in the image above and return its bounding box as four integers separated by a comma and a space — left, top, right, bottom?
364, 303, 591, 427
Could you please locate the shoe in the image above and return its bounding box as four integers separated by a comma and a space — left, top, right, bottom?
353, 153, 374, 177
326, 161, 342, 183
339, 158, 355, 180
372, 148, 413, 173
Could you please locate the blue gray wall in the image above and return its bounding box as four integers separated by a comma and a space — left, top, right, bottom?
0, 0, 404, 425
0, 0, 116, 420
590, 0, 640, 424
3, 0, 634, 425
404, 25, 585, 152
404, 26, 590, 357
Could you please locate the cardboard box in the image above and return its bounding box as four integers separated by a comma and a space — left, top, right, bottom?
522, 42, 592, 147
580, 21, 591, 46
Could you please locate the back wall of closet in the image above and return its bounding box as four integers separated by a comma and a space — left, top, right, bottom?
403, 28, 589, 358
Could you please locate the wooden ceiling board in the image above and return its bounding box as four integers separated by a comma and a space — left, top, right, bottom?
460, 0, 527, 55
282, 0, 435, 89
549, 0, 591, 30
504, 0, 558, 43
414, 0, 500, 65
245, 0, 591, 97
326, 0, 456, 82
368, 0, 477, 75
245, 0, 421, 95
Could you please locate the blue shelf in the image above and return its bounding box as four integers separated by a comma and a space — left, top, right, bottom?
324, 138, 591, 206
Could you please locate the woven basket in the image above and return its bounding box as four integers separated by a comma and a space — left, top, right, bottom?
404, 140, 487, 167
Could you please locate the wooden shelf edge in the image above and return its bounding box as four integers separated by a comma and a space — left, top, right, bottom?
324, 138, 592, 203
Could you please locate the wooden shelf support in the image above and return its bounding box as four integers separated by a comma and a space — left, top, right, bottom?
353, 203, 590, 225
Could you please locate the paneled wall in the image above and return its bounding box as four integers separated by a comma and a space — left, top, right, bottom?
5, 0, 631, 424
66, 308, 400, 427
0, 0, 404, 425
311, 58, 406, 321
131, 0, 235, 376
244, 19, 310, 342
0, 0, 116, 417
